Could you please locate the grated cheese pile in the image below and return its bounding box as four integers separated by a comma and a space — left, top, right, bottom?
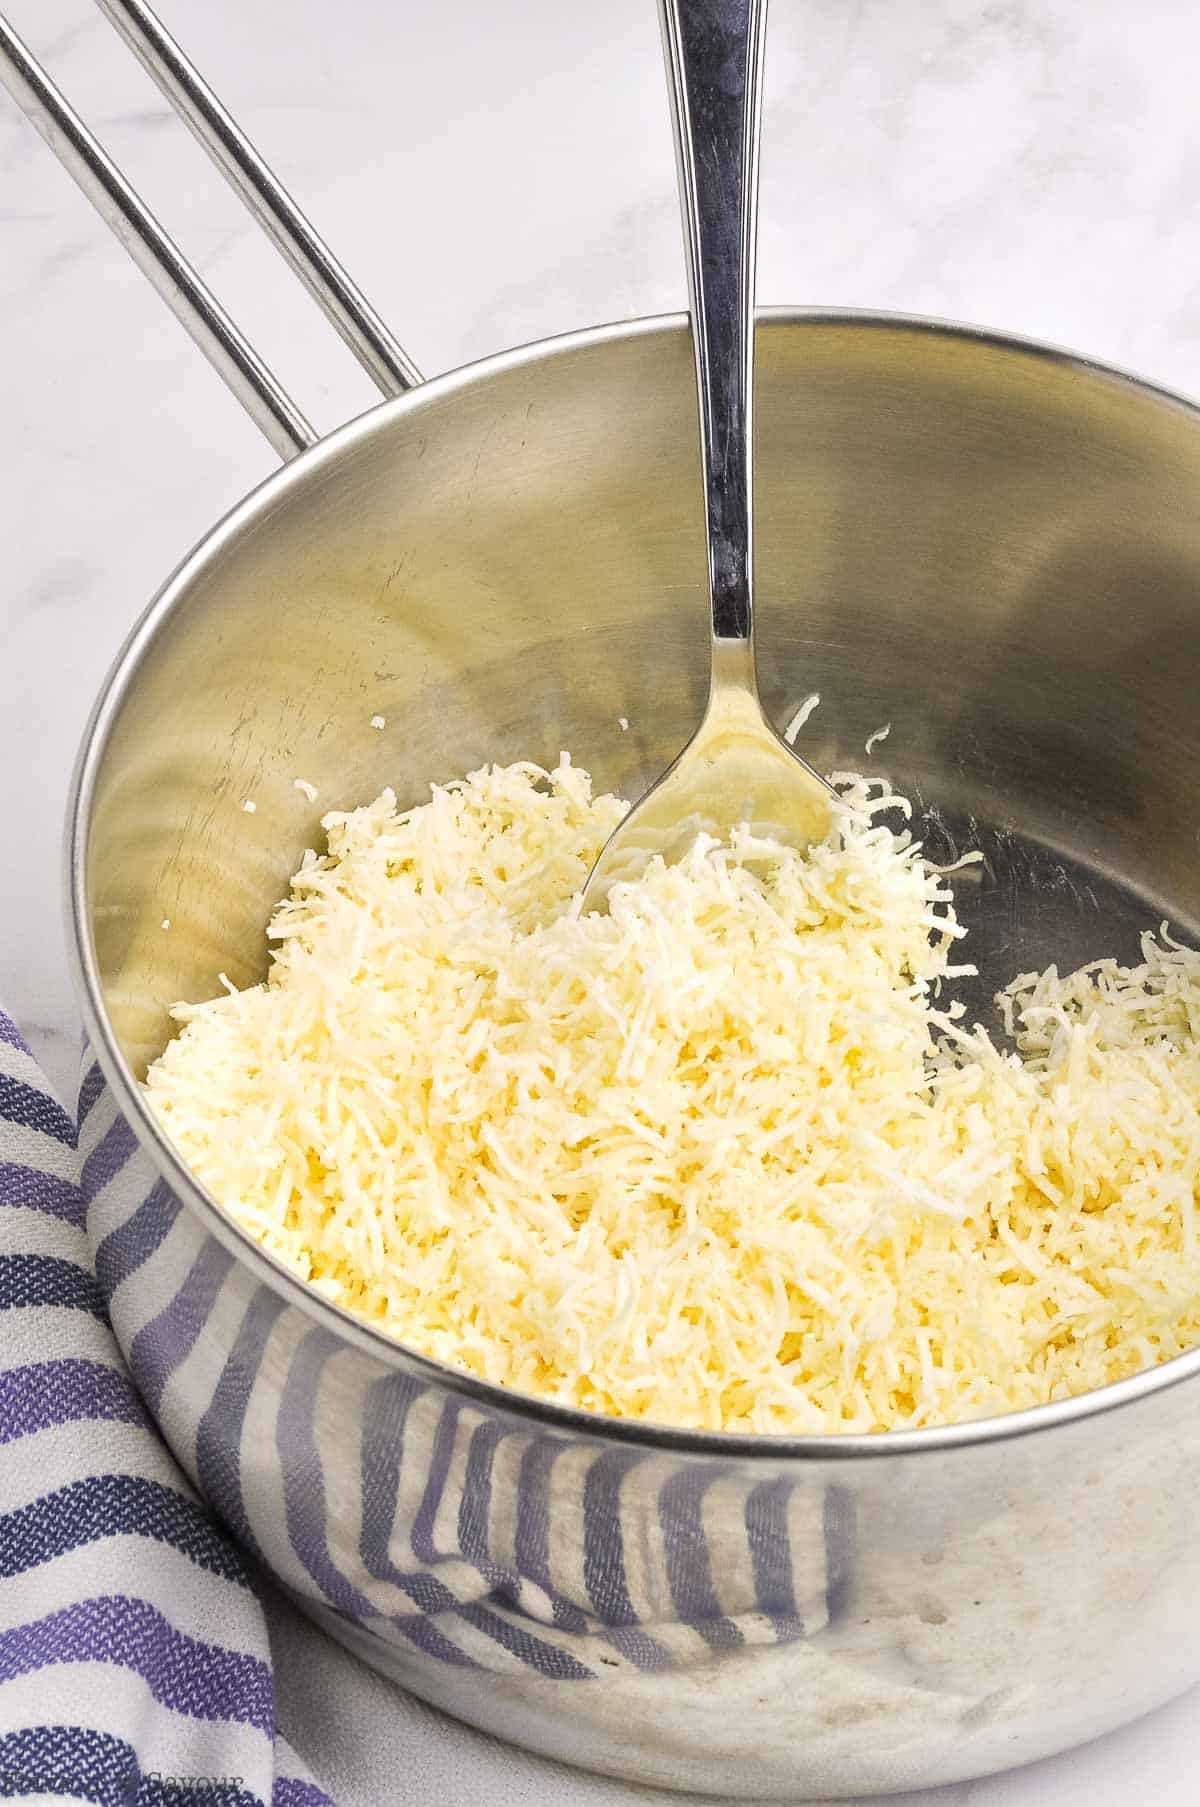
145, 757, 1200, 1434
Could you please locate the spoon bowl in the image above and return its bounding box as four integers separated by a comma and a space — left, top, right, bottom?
584, 638, 837, 905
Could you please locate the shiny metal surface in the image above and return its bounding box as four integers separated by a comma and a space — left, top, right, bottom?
67, 311, 1200, 1796
662, 0, 764, 643
585, 0, 831, 907
585, 636, 839, 896
0, 13, 315, 461
95, 0, 423, 396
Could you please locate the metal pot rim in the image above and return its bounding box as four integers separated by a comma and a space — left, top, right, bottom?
66, 304, 1200, 1463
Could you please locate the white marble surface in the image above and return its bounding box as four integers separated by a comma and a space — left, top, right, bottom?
3, 0, 1200, 1800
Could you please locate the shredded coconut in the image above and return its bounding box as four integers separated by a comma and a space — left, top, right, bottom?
293, 779, 319, 802
865, 722, 892, 756
240, 799, 257, 815
145, 758, 1200, 1435
369, 715, 386, 731
783, 693, 821, 746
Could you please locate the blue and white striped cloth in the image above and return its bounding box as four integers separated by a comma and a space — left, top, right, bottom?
0, 1007, 333, 1806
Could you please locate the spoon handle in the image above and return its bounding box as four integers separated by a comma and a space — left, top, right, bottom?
659, 0, 767, 645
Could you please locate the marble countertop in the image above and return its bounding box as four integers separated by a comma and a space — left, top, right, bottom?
3, 0, 1200, 1801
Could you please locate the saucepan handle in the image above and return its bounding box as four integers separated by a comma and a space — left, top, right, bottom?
0, 0, 422, 462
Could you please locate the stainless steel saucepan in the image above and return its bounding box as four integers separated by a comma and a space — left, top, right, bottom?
5, 4, 1200, 1798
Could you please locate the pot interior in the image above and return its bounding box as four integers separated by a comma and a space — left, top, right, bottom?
79, 314, 1200, 1077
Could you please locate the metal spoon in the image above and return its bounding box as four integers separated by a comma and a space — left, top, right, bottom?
583, 0, 836, 909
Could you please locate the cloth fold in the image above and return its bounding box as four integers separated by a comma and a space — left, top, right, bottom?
0, 1008, 333, 1807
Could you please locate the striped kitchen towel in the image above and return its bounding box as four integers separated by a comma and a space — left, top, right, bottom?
0, 1007, 333, 1807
